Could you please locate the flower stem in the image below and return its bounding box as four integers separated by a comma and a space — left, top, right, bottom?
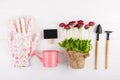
72, 26, 75, 39
88, 28, 90, 40
62, 27, 64, 38
79, 27, 82, 40
66, 29, 68, 39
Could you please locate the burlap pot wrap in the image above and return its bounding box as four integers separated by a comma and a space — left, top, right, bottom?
68, 51, 89, 69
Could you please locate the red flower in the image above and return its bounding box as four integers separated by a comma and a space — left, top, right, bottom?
68, 21, 76, 25
78, 22, 84, 26
74, 23, 84, 28
64, 24, 71, 29
59, 23, 66, 27
74, 24, 79, 28
77, 20, 84, 24
89, 21, 95, 26
84, 24, 90, 29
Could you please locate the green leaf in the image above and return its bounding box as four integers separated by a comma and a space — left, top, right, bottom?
58, 38, 92, 53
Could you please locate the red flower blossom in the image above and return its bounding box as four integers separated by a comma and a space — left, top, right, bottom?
64, 24, 71, 29
59, 23, 66, 27
74, 23, 84, 28
77, 20, 84, 24
89, 21, 95, 26
84, 24, 90, 29
68, 21, 76, 26
78, 23, 84, 26
74, 24, 79, 28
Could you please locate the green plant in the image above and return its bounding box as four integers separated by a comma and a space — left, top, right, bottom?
59, 38, 91, 53
58, 20, 95, 53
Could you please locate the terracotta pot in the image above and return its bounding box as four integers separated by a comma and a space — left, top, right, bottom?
68, 51, 89, 69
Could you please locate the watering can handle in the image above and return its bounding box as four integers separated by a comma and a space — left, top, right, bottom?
59, 50, 66, 62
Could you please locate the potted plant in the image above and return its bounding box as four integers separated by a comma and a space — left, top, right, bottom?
58, 20, 95, 69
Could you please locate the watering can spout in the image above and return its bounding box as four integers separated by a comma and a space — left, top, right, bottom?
30, 51, 43, 62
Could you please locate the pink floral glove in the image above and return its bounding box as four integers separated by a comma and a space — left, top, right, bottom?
10, 17, 38, 67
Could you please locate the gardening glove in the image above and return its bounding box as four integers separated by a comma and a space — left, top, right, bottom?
9, 16, 39, 67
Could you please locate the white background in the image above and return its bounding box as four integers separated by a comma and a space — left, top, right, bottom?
0, 0, 120, 80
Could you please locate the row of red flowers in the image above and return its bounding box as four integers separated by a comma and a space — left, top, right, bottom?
59, 20, 95, 30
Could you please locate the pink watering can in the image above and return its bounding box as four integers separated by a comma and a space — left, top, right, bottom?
31, 50, 66, 67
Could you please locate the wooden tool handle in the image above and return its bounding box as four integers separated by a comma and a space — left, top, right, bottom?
95, 40, 99, 69
105, 40, 109, 69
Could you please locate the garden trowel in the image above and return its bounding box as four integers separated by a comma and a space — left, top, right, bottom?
95, 24, 102, 69
105, 31, 112, 69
